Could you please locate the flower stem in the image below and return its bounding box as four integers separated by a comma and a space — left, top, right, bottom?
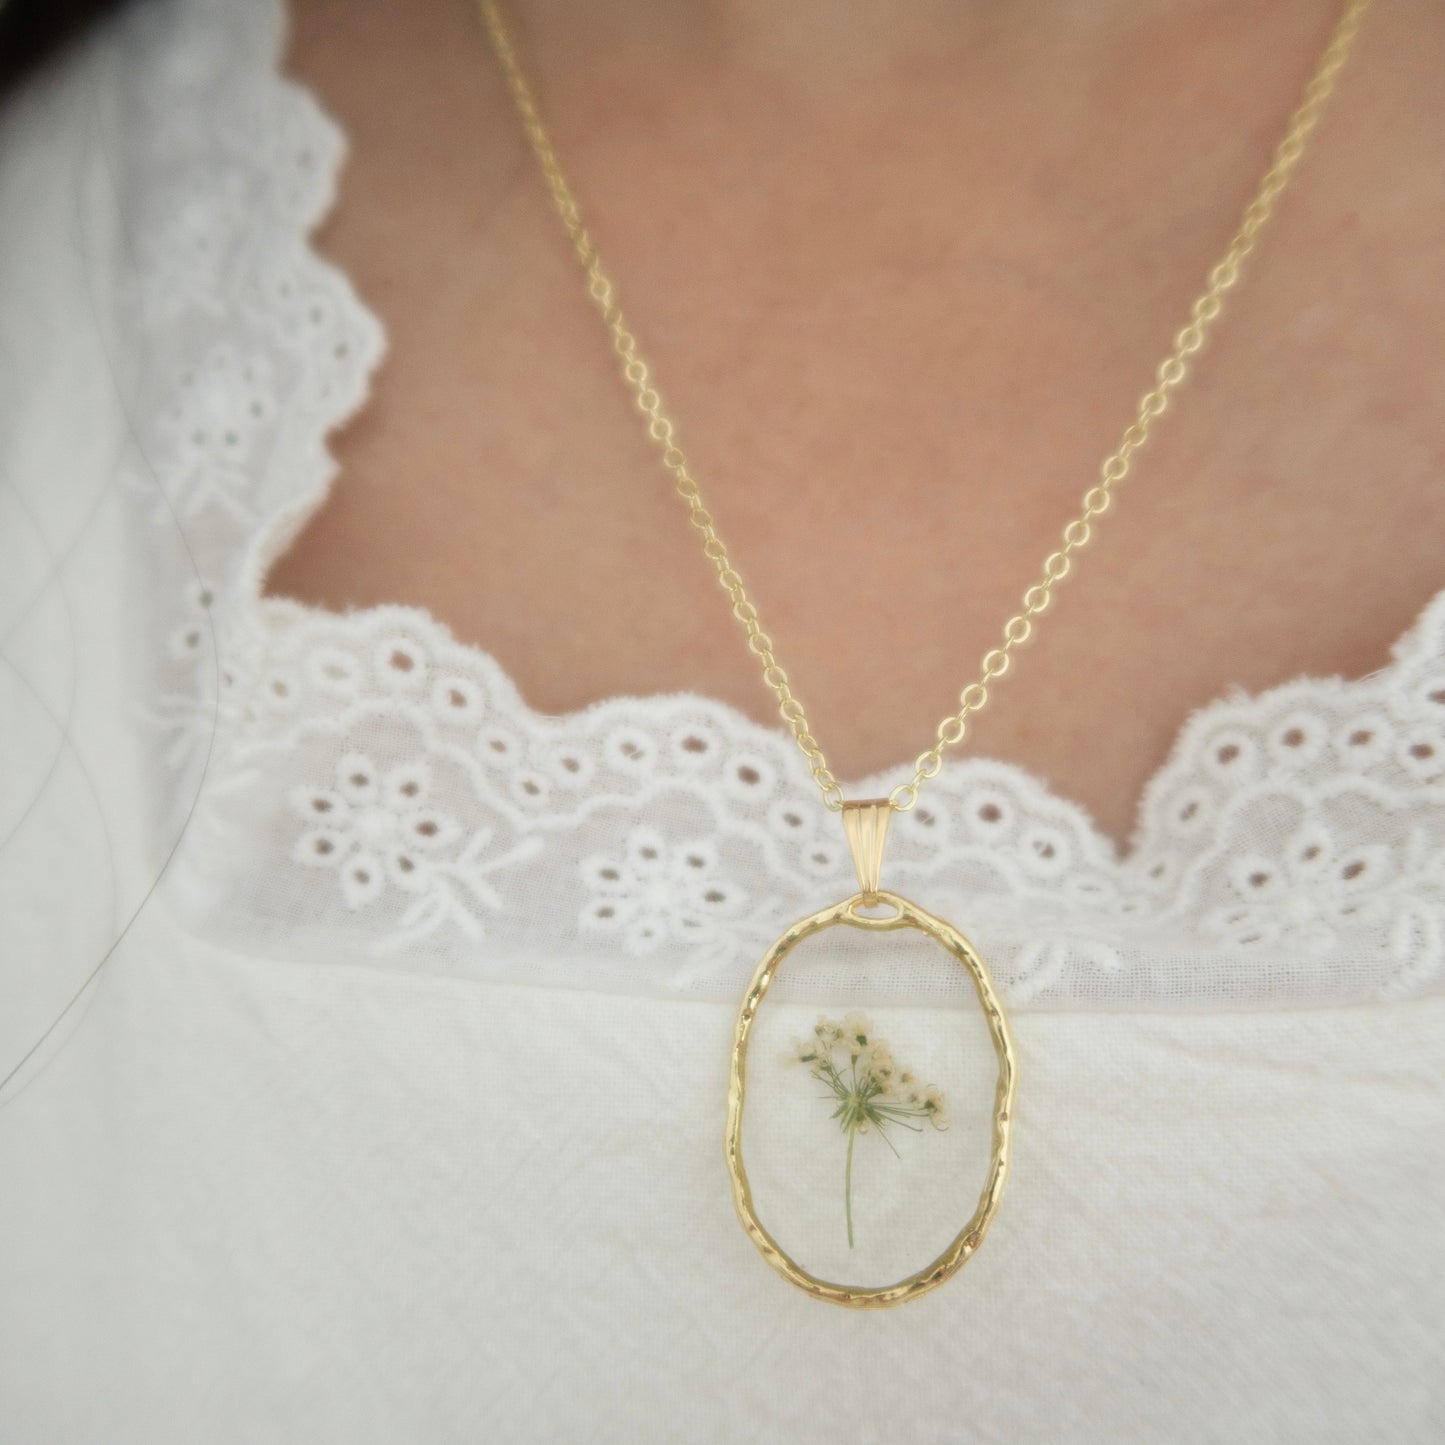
845, 1123, 856, 1249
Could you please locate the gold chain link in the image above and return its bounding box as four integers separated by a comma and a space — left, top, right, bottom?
476, 0, 1371, 812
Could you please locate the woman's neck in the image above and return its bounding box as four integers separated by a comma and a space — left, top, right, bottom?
275, 0, 1445, 846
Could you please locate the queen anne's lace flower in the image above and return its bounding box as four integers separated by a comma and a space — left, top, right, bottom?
787, 1014, 949, 1248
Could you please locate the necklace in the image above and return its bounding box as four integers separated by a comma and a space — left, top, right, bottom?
477, 0, 1372, 1307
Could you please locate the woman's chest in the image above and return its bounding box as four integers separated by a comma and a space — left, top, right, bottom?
266, 0, 1445, 845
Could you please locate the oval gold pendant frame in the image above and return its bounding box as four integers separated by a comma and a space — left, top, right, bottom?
725, 889, 1017, 1309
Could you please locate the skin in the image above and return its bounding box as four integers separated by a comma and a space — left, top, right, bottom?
270, 0, 1444, 848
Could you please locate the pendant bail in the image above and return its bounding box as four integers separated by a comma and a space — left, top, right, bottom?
841, 798, 893, 903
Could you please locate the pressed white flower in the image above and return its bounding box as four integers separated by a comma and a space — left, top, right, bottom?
868, 1052, 899, 1091
783, 1036, 820, 1067
922, 1087, 950, 1130
784, 1016, 948, 1248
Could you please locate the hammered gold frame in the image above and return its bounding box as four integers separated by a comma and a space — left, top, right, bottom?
724, 889, 1017, 1309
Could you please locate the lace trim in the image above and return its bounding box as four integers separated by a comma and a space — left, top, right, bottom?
120, 0, 1445, 1007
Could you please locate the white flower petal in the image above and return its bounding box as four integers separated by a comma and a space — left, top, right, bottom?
625, 827, 668, 878
403, 809, 462, 854
386, 847, 431, 894
335, 751, 378, 802
339, 850, 386, 908
382, 760, 432, 810
293, 829, 349, 869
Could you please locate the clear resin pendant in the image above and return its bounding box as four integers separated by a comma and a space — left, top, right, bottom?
724, 799, 1017, 1308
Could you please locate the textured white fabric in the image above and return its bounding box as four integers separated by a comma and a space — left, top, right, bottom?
0, 0, 1441, 1439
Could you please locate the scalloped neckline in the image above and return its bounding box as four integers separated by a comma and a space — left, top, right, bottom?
249, 0, 1445, 870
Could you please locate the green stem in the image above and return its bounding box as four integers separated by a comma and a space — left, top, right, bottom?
845, 1123, 856, 1249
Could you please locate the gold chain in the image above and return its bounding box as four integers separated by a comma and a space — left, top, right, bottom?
477, 0, 1371, 813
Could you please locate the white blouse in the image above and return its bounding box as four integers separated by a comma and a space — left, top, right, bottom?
1, 0, 1440, 1438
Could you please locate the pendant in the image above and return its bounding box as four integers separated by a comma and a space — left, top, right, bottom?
724, 799, 1017, 1308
